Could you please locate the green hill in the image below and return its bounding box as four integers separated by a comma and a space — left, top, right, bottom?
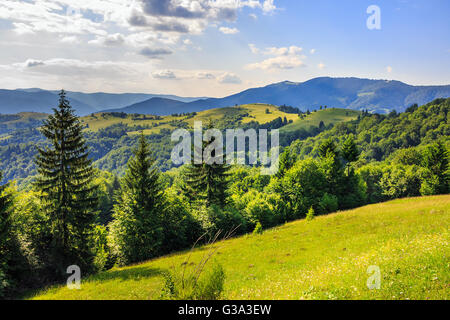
29, 195, 449, 300
281, 108, 360, 133
0, 105, 358, 183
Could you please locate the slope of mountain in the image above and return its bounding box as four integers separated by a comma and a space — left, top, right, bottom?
110, 77, 450, 115
53, 91, 206, 111
29, 195, 450, 300
3, 89, 208, 115
0, 89, 96, 115
102, 97, 187, 115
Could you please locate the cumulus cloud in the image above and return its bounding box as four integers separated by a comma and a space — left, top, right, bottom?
89, 33, 125, 46
24, 59, 45, 68
318, 62, 326, 70
246, 56, 305, 70
139, 47, 173, 59
152, 70, 177, 79
218, 72, 242, 84
246, 44, 305, 71
219, 27, 239, 34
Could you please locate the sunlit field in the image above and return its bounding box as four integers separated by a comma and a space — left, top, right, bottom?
30, 195, 449, 300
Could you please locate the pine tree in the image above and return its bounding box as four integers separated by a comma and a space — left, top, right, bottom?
318, 138, 344, 196
183, 125, 230, 207
34, 90, 97, 276
342, 135, 360, 175
109, 133, 163, 265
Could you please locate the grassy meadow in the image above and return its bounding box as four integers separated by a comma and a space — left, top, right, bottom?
29, 195, 449, 300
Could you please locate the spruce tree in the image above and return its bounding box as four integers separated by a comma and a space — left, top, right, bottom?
34, 90, 97, 276
342, 135, 360, 175
183, 125, 230, 207
109, 133, 163, 265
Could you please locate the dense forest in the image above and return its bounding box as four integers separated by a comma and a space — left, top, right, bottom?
0, 93, 449, 299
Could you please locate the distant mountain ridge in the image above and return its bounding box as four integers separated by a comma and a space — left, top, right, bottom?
2, 77, 450, 116
0, 89, 207, 116
103, 77, 450, 116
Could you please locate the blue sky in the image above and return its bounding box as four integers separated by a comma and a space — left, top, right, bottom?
0, 0, 448, 96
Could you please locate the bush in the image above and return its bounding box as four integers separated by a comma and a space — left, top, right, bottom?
306, 207, 315, 221
319, 193, 339, 214
253, 222, 263, 235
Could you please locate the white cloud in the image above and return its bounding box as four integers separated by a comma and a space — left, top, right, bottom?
245, 44, 305, 71
310, 48, 316, 54
246, 56, 305, 71
152, 70, 177, 79
386, 66, 393, 73
249, 43, 260, 54
219, 27, 239, 34
218, 72, 242, 84
262, 0, 276, 13
89, 33, 125, 46
318, 62, 326, 70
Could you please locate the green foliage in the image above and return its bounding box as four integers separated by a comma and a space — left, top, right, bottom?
318, 193, 339, 214
295, 98, 450, 162
342, 135, 360, 174
279, 159, 327, 219
276, 147, 297, 178
306, 207, 315, 221
161, 262, 225, 300
182, 125, 230, 207
253, 222, 263, 235
0, 171, 13, 297
109, 133, 164, 266
34, 90, 98, 277
422, 140, 449, 194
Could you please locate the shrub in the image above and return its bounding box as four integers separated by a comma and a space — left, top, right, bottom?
319, 193, 339, 214
253, 222, 263, 235
306, 207, 315, 221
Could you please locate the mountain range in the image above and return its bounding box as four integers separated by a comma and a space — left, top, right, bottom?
1, 77, 449, 116
0, 88, 206, 116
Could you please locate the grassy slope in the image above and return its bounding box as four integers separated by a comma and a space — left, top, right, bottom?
31, 195, 449, 300
81, 104, 330, 135
281, 108, 360, 133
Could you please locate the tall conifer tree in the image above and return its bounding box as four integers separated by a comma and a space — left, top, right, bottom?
34, 90, 97, 276
183, 123, 230, 207
109, 133, 163, 265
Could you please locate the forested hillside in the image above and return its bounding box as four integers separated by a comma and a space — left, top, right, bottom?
0, 94, 448, 299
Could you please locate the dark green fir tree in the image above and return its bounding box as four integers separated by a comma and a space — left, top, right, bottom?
34, 90, 97, 277
109, 133, 164, 265
183, 124, 230, 207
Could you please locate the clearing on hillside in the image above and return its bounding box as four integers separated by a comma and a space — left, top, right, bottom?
30, 195, 449, 300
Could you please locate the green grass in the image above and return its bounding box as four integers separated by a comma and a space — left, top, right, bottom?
29, 195, 449, 300
281, 108, 360, 133
81, 104, 302, 135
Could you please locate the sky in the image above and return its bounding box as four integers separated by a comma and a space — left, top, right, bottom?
0, 0, 449, 97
